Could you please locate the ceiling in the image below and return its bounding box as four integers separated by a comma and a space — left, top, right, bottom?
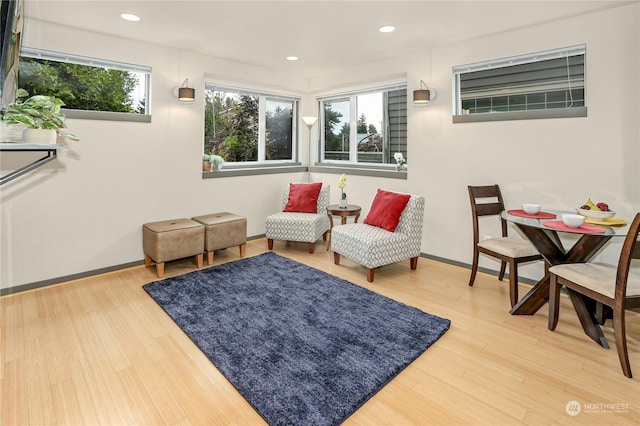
24, 1, 634, 78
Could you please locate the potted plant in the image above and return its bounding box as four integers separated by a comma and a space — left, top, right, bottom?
202, 154, 212, 171
203, 154, 224, 171
209, 154, 224, 171
2, 89, 79, 143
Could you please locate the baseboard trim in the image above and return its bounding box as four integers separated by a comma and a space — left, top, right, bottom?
420, 252, 539, 286
0, 238, 545, 296
0, 234, 267, 296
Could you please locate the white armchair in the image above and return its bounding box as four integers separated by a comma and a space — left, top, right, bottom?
332, 193, 425, 282
265, 183, 330, 254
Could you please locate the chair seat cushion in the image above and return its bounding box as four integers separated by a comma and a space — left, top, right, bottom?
331, 223, 413, 269
477, 237, 539, 258
363, 189, 411, 232
265, 212, 329, 243
283, 182, 322, 213
549, 263, 640, 299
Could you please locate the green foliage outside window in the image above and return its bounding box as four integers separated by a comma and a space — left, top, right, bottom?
204, 89, 296, 163
18, 57, 142, 113
205, 93, 259, 162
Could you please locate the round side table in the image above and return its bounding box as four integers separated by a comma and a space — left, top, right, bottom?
326, 204, 362, 250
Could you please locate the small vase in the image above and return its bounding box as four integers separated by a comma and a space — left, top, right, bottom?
203, 161, 211, 171
339, 198, 348, 209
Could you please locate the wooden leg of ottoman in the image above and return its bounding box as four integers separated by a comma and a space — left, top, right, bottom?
145, 254, 153, 267
207, 251, 214, 266
239, 243, 246, 258
155, 262, 165, 278
196, 254, 203, 268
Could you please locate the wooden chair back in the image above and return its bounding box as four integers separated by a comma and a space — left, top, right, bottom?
616, 212, 640, 300
468, 185, 508, 244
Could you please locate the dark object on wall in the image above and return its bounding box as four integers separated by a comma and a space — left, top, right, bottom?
1, 0, 24, 110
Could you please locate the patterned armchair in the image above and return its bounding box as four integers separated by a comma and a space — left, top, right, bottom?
265, 183, 330, 254
332, 194, 425, 282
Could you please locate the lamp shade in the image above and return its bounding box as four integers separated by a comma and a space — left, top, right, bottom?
302, 116, 318, 127
413, 89, 431, 104
178, 87, 195, 103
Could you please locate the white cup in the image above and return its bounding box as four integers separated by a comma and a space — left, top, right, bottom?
522, 203, 541, 215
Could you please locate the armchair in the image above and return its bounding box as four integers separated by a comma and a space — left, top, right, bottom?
332, 190, 424, 282
265, 182, 330, 254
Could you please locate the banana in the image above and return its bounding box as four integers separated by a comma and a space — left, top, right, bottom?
586, 199, 600, 211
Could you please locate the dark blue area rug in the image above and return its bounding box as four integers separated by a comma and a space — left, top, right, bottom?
143, 252, 450, 426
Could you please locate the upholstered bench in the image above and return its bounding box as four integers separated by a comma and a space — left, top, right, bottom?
192, 212, 247, 265
142, 218, 205, 278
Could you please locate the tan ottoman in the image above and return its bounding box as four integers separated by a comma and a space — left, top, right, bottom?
142, 218, 204, 278
192, 212, 247, 265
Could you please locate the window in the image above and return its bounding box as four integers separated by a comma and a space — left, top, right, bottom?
204, 84, 299, 165
18, 47, 151, 122
319, 84, 407, 167
453, 45, 586, 122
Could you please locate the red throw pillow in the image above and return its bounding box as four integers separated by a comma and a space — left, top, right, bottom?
364, 189, 411, 232
283, 183, 323, 213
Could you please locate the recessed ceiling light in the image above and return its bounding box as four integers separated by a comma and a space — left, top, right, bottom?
379, 25, 395, 33
121, 13, 140, 22
286, 56, 299, 61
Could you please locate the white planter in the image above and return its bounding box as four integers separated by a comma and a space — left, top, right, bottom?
22, 128, 57, 144
339, 198, 348, 208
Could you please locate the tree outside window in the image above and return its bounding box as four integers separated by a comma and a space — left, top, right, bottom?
204, 86, 298, 164
320, 85, 407, 165
18, 49, 149, 115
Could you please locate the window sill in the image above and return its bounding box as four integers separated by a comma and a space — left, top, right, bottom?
453, 107, 587, 123
203, 164, 306, 178
64, 109, 151, 123
309, 164, 407, 180
202, 163, 408, 179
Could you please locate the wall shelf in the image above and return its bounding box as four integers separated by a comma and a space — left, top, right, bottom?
0, 143, 63, 186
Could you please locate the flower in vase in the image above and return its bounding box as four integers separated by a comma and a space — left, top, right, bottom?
393, 152, 406, 166
338, 173, 347, 200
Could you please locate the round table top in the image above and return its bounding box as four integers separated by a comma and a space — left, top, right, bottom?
502, 209, 630, 237
327, 204, 362, 215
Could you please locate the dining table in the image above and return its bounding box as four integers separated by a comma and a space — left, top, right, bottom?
502, 209, 630, 349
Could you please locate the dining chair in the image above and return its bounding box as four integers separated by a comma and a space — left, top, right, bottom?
468, 185, 544, 307
548, 212, 640, 378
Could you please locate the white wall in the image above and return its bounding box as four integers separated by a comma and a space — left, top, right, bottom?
1, 4, 638, 291
312, 3, 640, 277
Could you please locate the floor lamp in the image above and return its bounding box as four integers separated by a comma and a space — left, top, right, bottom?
302, 116, 318, 174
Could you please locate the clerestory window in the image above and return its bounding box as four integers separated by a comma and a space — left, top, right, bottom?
18, 47, 151, 122
453, 44, 586, 122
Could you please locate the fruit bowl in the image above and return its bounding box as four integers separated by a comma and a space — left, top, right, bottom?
576, 208, 615, 220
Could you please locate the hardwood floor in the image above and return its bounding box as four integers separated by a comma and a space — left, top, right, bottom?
2, 238, 639, 425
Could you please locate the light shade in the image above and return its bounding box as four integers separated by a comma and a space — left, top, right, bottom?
413, 89, 431, 104
302, 116, 318, 128
413, 80, 435, 105
175, 78, 195, 103
178, 87, 195, 103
